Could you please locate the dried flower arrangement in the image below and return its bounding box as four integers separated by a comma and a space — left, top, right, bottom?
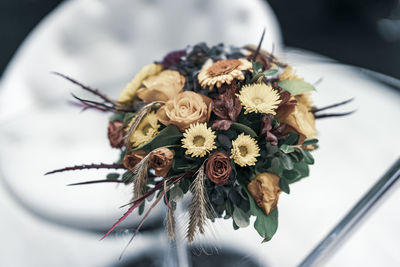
47, 33, 353, 250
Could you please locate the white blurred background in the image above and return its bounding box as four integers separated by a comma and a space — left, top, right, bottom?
0, 0, 399, 266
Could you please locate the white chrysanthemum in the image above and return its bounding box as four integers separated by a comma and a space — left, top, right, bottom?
231, 133, 260, 167
182, 123, 216, 157
237, 83, 281, 115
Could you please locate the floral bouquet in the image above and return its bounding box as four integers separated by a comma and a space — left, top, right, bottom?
47, 36, 352, 249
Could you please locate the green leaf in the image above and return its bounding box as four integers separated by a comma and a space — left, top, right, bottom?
286, 162, 309, 184
283, 132, 299, 146
233, 205, 250, 228
231, 122, 257, 138
233, 220, 240, 230
133, 125, 182, 152
279, 178, 290, 194
302, 138, 319, 146
138, 202, 145, 215
169, 186, 184, 202
262, 69, 278, 76
179, 178, 191, 194
270, 157, 280, 173
302, 150, 315, 165
282, 169, 301, 182
278, 80, 316, 96
217, 134, 232, 149
244, 188, 278, 241
280, 144, 295, 154
280, 153, 294, 170
106, 172, 120, 179
252, 61, 263, 74
109, 112, 125, 122
225, 199, 234, 217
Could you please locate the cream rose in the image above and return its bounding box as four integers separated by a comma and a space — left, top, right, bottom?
157, 91, 212, 131
136, 70, 185, 103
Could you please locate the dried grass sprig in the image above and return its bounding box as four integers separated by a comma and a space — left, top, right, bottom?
166, 207, 176, 240
45, 163, 125, 176
52, 72, 118, 106
186, 163, 215, 243
67, 179, 125, 186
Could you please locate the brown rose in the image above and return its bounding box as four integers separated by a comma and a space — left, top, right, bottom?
122, 150, 147, 172
136, 70, 185, 103
107, 121, 125, 148
281, 101, 315, 144
156, 91, 212, 131
248, 173, 281, 215
206, 152, 231, 186
149, 147, 174, 177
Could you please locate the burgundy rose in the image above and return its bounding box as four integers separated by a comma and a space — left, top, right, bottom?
149, 147, 174, 177
107, 121, 125, 148
206, 152, 231, 186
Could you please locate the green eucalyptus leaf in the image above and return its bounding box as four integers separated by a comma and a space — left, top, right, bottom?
280, 144, 295, 154
302, 138, 319, 146
284, 132, 299, 146
179, 178, 191, 194
233, 205, 250, 228
233, 220, 240, 230
226, 199, 234, 217
138, 202, 145, 215
245, 188, 278, 241
280, 153, 294, 170
231, 122, 258, 138
279, 178, 290, 194
252, 61, 263, 74
106, 172, 120, 179
133, 125, 182, 152
278, 80, 316, 96
217, 134, 232, 149
283, 169, 301, 181
169, 186, 184, 202
109, 112, 125, 122
263, 69, 278, 76
270, 157, 280, 173
302, 150, 315, 165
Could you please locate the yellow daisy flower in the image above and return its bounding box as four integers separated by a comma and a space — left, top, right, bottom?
182, 123, 216, 157
237, 83, 281, 115
198, 58, 252, 90
231, 133, 260, 167
129, 112, 160, 147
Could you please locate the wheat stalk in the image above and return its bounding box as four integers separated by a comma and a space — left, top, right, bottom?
187, 163, 213, 243
132, 153, 151, 200
124, 102, 158, 148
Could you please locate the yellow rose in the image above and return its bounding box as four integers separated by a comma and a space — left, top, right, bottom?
118, 63, 163, 103
283, 101, 316, 144
248, 173, 281, 215
136, 70, 185, 103
157, 91, 212, 131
